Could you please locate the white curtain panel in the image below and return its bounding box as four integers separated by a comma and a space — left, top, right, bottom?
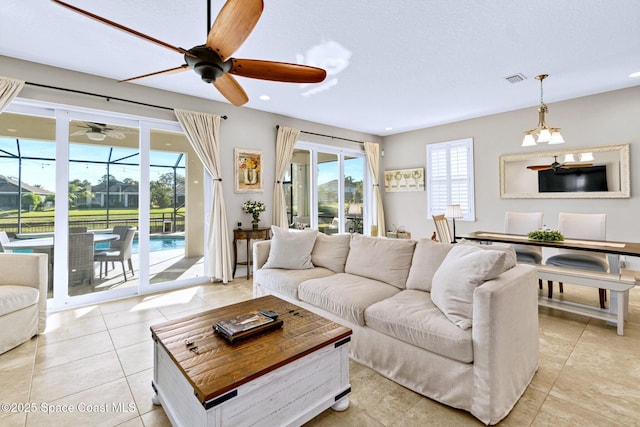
273, 126, 300, 228
174, 109, 233, 283
0, 76, 25, 113
364, 142, 386, 236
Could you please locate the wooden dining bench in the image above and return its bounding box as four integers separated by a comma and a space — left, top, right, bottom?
535, 265, 637, 335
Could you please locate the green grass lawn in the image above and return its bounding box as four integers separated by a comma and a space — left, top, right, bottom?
0, 207, 184, 225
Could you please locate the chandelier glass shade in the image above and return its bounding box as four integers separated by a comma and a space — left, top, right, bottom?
522, 74, 564, 147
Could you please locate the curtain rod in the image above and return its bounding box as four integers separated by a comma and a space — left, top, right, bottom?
25, 82, 228, 119
276, 125, 364, 144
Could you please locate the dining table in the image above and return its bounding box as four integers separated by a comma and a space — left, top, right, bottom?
458, 231, 640, 334
457, 231, 640, 262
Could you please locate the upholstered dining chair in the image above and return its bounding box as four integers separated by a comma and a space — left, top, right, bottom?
505, 211, 544, 288
545, 212, 608, 308
0, 231, 12, 253
432, 214, 453, 244
95, 227, 136, 281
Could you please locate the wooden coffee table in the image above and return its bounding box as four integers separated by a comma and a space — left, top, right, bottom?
150, 295, 352, 427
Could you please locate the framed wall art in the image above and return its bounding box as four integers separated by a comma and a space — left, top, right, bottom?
234, 148, 263, 193
384, 168, 424, 192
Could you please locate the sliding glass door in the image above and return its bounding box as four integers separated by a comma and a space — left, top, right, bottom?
0, 111, 57, 297
290, 142, 367, 234
67, 118, 139, 298
148, 128, 206, 286
2, 101, 208, 310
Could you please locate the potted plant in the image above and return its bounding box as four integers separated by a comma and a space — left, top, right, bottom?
242, 200, 266, 229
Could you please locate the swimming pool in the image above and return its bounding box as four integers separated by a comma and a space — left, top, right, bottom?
12, 235, 185, 254
95, 236, 185, 253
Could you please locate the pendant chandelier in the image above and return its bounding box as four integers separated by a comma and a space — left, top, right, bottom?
522, 74, 564, 147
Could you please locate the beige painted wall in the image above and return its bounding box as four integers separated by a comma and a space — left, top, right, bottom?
381, 85, 640, 265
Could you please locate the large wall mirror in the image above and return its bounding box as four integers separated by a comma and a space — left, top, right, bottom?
500, 143, 630, 199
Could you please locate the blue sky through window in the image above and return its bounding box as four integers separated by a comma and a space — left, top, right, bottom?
0, 138, 185, 191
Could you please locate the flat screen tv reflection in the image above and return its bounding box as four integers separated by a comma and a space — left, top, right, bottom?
538, 165, 608, 193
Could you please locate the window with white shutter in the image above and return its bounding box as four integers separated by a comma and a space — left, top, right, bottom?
426, 138, 475, 220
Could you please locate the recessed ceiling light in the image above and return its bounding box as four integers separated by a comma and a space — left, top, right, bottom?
630, 71, 640, 78
259, 94, 271, 101
385, 127, 392, 131
7, 128, 17, 132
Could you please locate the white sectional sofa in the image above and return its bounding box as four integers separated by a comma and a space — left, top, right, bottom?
253, 228, 539, 425
0, 253, 48, 354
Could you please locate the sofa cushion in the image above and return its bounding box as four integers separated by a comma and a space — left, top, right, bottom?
0, 285, 39, 317
344, 235, 416, 289
365, 290, 473, 363
298, 273, 400, 326
431, 244, 506, 330
262, 226, 318, 270
405, 239, 454, 292
254, 267, 335, 300
311, 233, 351, 273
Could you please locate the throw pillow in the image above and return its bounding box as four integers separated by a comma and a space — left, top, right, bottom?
458, 239, 517, 273
311, 233, 351, 273
430, 244, 506, 329
344, 234, 416, 289
405, 239, 454, 292
262, 226, 318, 270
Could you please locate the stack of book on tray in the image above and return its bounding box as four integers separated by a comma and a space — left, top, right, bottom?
214, 311, 283, 343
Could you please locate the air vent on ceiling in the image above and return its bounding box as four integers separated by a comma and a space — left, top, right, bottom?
504, 73, 526, 84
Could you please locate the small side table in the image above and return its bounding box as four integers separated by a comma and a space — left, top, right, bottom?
233, 227, 271, 279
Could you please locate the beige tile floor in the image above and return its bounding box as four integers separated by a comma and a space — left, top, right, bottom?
1, 278, 640, 426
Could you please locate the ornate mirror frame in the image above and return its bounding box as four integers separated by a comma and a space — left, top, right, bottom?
499, 143, 630, 199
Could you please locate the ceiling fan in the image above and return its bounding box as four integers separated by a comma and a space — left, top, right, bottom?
70, 122, 131, 141
526, 156, 593, 172
51, 0, 327, 106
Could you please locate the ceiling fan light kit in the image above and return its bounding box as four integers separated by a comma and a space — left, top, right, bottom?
521, 74, 565, 147
87, 131, 107, 141
51, 0, 327, 107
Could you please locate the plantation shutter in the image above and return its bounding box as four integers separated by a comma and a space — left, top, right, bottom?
426, 138, 475, 220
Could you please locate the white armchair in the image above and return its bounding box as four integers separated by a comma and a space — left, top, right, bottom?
0, 253, 48, 354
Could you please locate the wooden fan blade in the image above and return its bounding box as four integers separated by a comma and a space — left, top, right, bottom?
118, 65, 190, 83
230, 59, 327, 83
214, 74, 249, 106
560, 163, 594, 169
106, 131, 126, 140
526, 165, 552, 171
51, 0, 195, 58
206, 0, 263, 61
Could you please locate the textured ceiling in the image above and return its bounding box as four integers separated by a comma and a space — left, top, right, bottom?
1, 0, 639, 136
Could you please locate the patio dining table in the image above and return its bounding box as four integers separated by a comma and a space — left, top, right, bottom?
2, 233, 119, 252
3, 233, 120, 288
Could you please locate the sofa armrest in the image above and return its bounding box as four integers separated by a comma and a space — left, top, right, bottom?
470, 264, 538, 425
0, 253, 48, 333
253, 240, 272, 275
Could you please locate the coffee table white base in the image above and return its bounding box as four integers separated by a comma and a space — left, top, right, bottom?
152, 337, 351, 427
